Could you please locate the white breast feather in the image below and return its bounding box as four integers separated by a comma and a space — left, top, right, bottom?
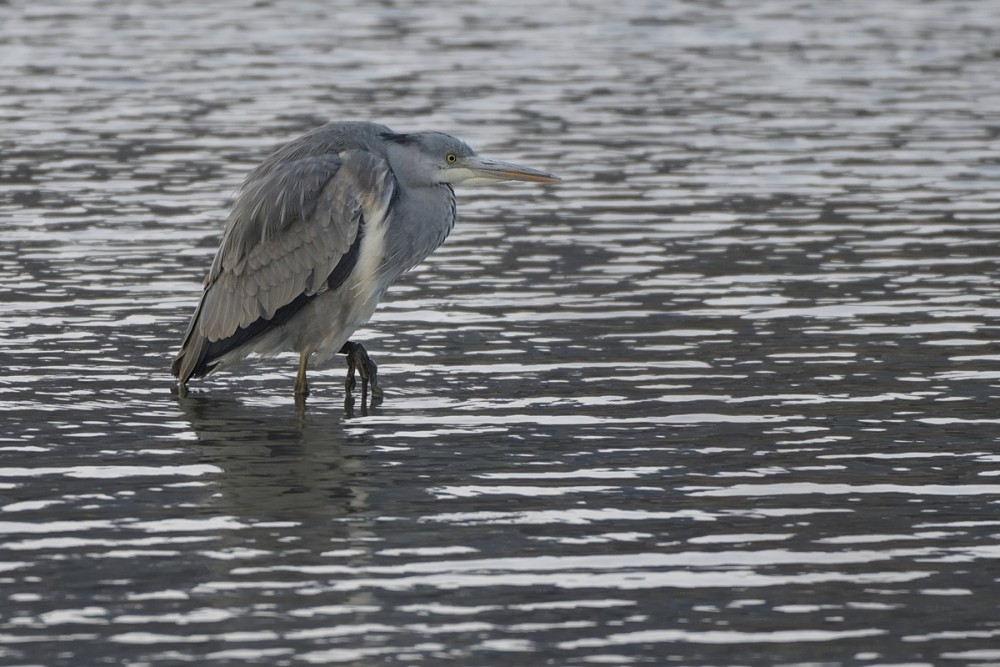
350, 172, 394, 305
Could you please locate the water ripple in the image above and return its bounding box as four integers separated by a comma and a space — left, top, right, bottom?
4, 0, 1000, 664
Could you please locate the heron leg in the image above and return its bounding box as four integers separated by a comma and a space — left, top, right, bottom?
340, 341, 383, 403
294, 353, 309, 397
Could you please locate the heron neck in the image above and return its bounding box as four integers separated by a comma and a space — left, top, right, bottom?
383, 183, 456, 280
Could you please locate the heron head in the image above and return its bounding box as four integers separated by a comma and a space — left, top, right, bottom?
384, 131, 560, 187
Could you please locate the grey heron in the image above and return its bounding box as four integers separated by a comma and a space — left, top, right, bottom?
171, 121, 559, 402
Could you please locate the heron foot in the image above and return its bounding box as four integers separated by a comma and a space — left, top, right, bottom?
341, 341, 384, 405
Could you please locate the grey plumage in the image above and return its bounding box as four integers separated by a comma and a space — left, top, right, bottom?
172, 121, 559, 400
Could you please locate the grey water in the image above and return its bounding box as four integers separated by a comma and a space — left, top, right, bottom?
3, 1, 1000, 665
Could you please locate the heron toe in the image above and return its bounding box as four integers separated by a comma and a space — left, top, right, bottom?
342, 341, 383, 403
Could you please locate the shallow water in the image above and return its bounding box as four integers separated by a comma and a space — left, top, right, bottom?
3, 1, 1000, 665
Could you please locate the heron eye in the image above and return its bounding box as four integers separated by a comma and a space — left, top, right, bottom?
446, 154, 458, 164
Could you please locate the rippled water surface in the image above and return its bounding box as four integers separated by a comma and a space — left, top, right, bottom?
4, 1, 1000, 665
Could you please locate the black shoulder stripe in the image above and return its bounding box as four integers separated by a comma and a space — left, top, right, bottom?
326, 216, 364, 292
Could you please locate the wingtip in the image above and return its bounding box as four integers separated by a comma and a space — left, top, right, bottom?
171, 334, 209, 385
170, 353, 183, 380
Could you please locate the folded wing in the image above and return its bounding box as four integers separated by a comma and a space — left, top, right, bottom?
172, 150, 396, 382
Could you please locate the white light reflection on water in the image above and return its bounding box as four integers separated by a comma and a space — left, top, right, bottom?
559, 627, 889, 648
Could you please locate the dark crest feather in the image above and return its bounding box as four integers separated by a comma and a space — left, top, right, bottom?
379, 132, 415, 145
